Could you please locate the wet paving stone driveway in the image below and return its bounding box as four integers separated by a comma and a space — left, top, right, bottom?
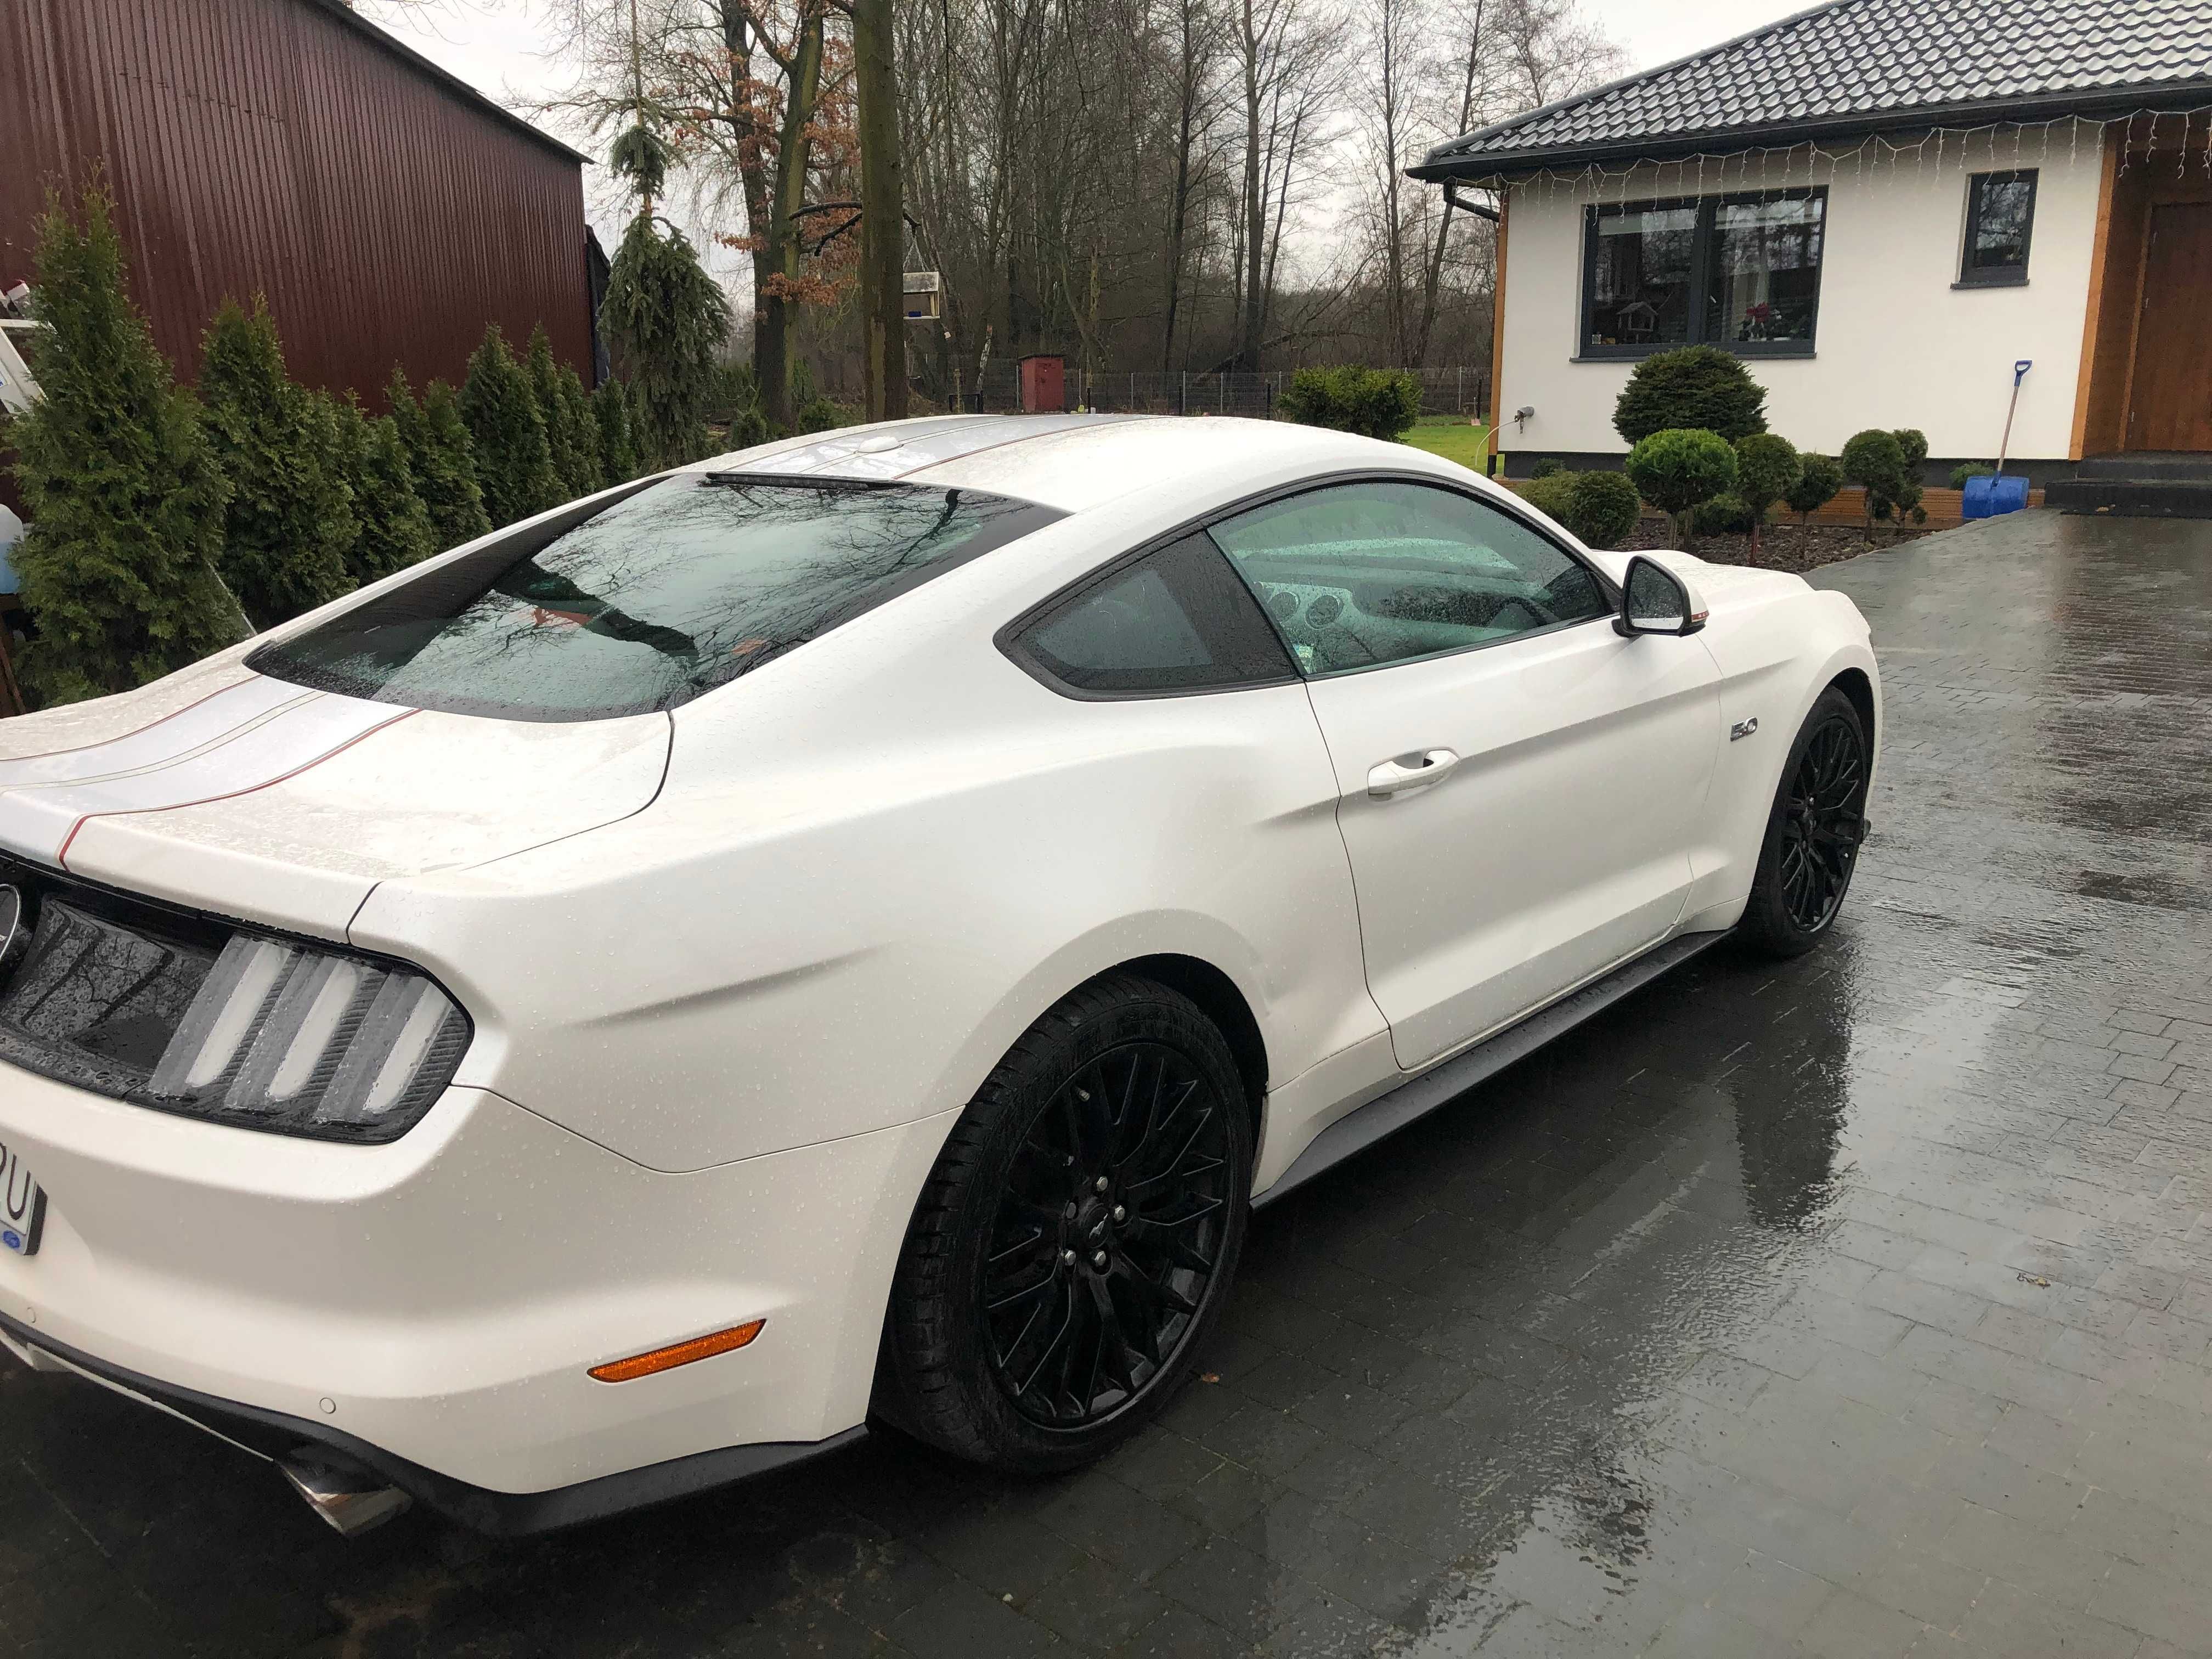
5, 509, 2212, 1657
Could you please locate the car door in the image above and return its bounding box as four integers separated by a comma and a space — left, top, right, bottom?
1207, 478, 1723, 1071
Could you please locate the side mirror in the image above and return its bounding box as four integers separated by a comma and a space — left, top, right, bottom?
1615, 555, 1708, 637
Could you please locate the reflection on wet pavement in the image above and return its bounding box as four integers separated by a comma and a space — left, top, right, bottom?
5, 510, 2212, 1657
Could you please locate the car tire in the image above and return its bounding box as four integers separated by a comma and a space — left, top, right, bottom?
879, 973, 1252, 1473
1737, 685, 1870, 958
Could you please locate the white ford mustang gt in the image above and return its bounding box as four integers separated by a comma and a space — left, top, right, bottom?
0, 415, 1876, 1534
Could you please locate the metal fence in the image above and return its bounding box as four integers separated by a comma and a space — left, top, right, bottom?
926, 364, 1492, 419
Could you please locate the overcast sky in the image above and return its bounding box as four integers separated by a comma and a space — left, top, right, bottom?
359, 0, 1812, 284
366, 0, 1812, 151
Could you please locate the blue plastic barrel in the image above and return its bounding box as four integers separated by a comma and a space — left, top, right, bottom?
1962, 472, 2030, 520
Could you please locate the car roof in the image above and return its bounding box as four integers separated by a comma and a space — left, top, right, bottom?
687, 414, 1468, 514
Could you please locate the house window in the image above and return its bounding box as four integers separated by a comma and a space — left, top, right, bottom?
1960, 170, 2036, 286
1581, 188, 1826, 359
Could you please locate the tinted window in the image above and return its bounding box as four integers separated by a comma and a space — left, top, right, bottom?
1207, 481, 1610, 676
249, 476, 1061, 720
1583, 189, 1826, 358
1011, 533, 1295, 695
1961, 170, 2036, 284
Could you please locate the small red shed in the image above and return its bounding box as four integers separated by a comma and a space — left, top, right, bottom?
1018, 355, 1066, 414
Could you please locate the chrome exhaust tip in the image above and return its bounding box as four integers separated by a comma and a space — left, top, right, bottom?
278, 1449, 412, 1537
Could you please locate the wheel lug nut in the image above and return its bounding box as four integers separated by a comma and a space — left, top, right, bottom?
1094, 1176, 1109, 1193
1111, 1205, 1126, 1222
1060, 1249, 1077, 1266
1092, 1250, 1109, 1268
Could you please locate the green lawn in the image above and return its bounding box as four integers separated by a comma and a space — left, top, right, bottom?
1399, 421, 1492, 470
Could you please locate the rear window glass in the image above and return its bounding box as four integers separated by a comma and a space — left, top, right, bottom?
247, 476, 1062, 721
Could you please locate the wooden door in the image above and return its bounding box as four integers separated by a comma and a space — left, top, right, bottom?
2128, 202, 2212, 452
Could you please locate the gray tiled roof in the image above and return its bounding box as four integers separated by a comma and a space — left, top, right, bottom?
1417, 0, 2212, 173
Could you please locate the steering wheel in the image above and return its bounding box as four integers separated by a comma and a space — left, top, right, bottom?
1488, 594, 1557, 631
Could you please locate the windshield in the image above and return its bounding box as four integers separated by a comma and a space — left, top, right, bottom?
247, 476, 1062, 720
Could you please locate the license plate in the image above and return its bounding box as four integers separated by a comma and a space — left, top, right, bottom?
1, 1140, 44, 1257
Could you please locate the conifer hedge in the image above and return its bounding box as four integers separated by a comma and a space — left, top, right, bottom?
200, 297, 356, 627
592, 377, 639, 484
389, 369, 494, 551
5, 187, 247, 704
331, 395, 436, 583
460, 325, 561, 528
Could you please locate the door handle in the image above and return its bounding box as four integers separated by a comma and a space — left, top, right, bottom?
1367, 749, 1459, 798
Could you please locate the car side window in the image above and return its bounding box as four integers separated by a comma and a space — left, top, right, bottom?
1206, 480, 1613, 677
1008, 532, 1298, 696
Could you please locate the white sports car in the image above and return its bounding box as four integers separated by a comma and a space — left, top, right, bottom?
0, 415, 1877, 1535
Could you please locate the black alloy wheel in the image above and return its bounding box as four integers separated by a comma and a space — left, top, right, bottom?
982, 1041, 1232, 1427
1740, 686, 1870, 957
1778, 713, 1867, 932
879, 974, 1252, 1472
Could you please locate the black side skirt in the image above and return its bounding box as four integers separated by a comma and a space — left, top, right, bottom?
1253, 931, 1724, 1208
0, 1310, 866, 1534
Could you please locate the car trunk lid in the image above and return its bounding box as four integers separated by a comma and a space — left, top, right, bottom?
0, 673, 669, 936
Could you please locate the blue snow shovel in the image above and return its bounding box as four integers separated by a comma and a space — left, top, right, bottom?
1963, 360, 2034, 519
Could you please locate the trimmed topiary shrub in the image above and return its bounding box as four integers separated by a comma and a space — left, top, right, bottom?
1787, 453, 1843, 522
1690, 493, 1754, 536
1889, 428, 1928, 524
1517, 471, 1577, 523
1626, 427, 1738, 545
460, 324, 562, 529
1842, 428, 1911, 537
1950, 461, 1995, 492
1278, 365, 1423, 441
1613, 345, 1769, 445
1529, 456, 1565, 479
725, 401, 770, 451
199, 295, 356, 629
794, 397, 853, 435
1733, 432, 1801, 563
5, 184, 247, 704
1567, 470, 1642, 548
389, 369, 493, 551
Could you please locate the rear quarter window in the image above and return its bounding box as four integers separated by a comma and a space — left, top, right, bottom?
249, 476, 1062, 721
1005, 533, 1297, 697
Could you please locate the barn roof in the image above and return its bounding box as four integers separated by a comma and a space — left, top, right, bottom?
1412, 0, 2212, 178
309, 0, 589, 165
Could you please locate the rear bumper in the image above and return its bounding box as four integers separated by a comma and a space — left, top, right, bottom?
0, 1065, 956, 1509
0, 1310, 866, 1532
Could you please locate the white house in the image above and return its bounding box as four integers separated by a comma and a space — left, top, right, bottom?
1410, 0, 2212, 504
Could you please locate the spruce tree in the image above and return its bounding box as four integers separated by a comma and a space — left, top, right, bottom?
329, 395, 435, 584
459, 324, 560, 528
526, 323, 597, 499
388, 368, 492, 550
200, 297, 355, 627
5, 186, 247, 704
602, 120, 732, 471
593, 377, 640, 483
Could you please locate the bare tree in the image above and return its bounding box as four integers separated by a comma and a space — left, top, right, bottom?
532, 0, 848, 428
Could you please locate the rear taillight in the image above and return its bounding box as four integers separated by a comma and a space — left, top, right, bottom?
145, 935, 469, 1138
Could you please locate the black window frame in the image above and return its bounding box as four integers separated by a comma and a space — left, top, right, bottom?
1578, 186, 1829, 362
998, 469, 1620, 700
1956, 168, 2038, 288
